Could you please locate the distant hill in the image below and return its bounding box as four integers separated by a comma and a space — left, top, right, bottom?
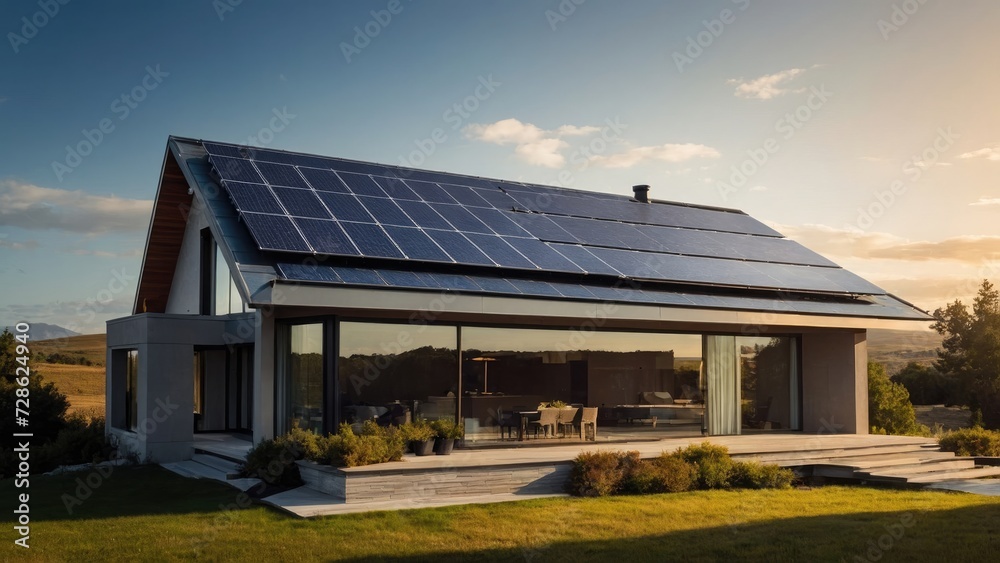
868, 328, 941, 375
4, 323, 80, 341
33, 333, 107, 366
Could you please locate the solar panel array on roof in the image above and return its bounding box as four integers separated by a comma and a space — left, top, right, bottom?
272, 263, 925, 320
203, 140, 884, 296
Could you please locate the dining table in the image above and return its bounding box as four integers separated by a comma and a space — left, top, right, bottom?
515, 410, 540, 441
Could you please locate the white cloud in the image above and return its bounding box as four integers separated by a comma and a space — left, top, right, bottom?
0, 180, 152, 234
588, 143, 720, 168
970, 197, 1000, 207
464, 118, 601, 168
958, 144, 1000, 161
0, 236, 38, 250
727, 67, 811, 100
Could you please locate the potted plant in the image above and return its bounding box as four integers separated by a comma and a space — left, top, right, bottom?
399, 419, 436, 456
431, 418, 464, 455
538, 400, 568, 409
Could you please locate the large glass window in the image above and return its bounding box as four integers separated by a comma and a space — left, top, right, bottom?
461, 327, 704, 440
738, 336, 799, 431
126, 349, 138, 432
283, 323, 324, 434
338, 322, 457, 427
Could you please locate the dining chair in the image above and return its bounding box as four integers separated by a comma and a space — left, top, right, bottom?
530, 408, 559, 438
557, 407, 580, 438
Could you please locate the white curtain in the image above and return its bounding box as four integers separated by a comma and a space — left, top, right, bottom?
706, 335, 740, 435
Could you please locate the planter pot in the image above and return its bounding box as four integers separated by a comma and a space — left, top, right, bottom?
434, 437, 455, 455
412, 439, 436, 456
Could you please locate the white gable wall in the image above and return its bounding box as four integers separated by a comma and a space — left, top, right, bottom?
165, 193, 210, 315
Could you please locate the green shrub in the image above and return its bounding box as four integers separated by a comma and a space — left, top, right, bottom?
320, 421, 406, 467
730, 461, 794, 489
430, 417, 464, 439
869, 362, 929, 435
282, 424, 322, 461
622, 452, 696, 494
398, 419, 436, 443
36, 413, 112, 471
569, 450, 639, 497
242, 438, 303, 486
679, 442, 733, 489
939, 427, 1000, 457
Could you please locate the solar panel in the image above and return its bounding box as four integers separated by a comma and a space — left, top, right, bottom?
427, 272, 482, 291
315, 192, 375, 223
504, 238, 583, 273
462, 233, 535, 269
210, 155, 265, 184
293, 218, 359, 255
392, 199, 450, 230
241, 213, 311, 252
299, 168, 351, 193
506, 213, 579, 242
357, 196, 415, 227
472, 187, 524, 210
466, 207, 531, 237
339, 222, 404, 259
437, 184, 492, 207
508, 279, 561, 297
548, 244, 622, 276
430, 204, 493, 234
223, 181, 284, 214
253, 161, 310, 189
338, 172, 387, 197
330, 267, 385, 285
549, 216, 654, 249
270, 187, 331, 219
547, 282, 596, 299
203, 142, 246, 158
405, 180, 458, 204
248, 148, 340, 170
381, 226, 452, 262
465, 275, 521, 294
425, 230, 495, 266
376, 269, 436, 288
276, 262, 342, 282
373, 176, 421, 201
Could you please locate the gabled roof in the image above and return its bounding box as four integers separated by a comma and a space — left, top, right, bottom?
137, 136, 931, 322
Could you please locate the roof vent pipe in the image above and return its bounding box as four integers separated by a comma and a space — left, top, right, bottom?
632, 184, 650, 203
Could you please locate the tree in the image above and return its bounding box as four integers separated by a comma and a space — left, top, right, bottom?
932, 280, 1000, 428
868, 362, 924, 435
891, 362, 954, 405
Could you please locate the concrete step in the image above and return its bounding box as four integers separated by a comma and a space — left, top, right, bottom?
160, 460, 263, 492
861, 459, 976, 478
748, 444, 938, 466
192, 453, 242, 478
835, 451, 957, 470
907, 466, 1000, 484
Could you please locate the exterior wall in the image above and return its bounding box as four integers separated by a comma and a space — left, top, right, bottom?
106, 313, 254, 463
202, 350, 227, 431
253, 308, 276, 442
800, 330, 868, 434
164, 194, 209, 315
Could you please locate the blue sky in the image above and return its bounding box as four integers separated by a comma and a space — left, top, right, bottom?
2, 0, 999, 333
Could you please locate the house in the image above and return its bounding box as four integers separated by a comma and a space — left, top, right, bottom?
106, 136, 930, 462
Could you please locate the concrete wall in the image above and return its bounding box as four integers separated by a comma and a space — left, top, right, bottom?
165, 194, 209, 315
106, 313, 254, 463
801, 330, 868, 434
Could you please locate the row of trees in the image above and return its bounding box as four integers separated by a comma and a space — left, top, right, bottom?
872, 280, 1000, 432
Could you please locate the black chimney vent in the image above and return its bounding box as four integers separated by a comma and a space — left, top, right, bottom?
632, 184, 650, 203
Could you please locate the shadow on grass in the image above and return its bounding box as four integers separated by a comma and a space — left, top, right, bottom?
0, 465, 259, 522
335, 501, 1000, 563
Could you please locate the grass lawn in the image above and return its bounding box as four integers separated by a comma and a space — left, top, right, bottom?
3, 466, 1000, 561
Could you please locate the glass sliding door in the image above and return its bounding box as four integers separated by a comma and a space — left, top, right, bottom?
737, 336, 800, 431
282, 323, 324, 434
338, 322, 458, 428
